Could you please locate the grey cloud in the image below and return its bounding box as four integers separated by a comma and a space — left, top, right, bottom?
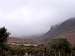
0, 0, 75, 36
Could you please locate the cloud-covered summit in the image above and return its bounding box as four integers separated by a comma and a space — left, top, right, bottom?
0, 0, 75, 36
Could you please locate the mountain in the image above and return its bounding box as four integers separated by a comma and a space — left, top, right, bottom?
41, 18, 75, 46
7, 18, 75, 46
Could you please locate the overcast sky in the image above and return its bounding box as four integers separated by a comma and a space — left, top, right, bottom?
0, 0, 75, 36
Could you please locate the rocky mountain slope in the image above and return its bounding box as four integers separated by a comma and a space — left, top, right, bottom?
40, 18, 75, 46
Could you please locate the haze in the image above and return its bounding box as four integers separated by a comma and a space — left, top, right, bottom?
0, 0, 75, 36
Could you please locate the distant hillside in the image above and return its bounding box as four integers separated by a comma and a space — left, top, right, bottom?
41, 18, 75, 46
7, 18, 75, 46
7, 37, 38, 44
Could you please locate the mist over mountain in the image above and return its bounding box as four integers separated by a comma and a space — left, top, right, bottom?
44, 18, 75, 38
37, 18, 75, 46
8, 18, 75, 46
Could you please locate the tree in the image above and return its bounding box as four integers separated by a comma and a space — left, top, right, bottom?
0, 27, 10, 56
71, 47, 75, 56
48, 38, 71, 56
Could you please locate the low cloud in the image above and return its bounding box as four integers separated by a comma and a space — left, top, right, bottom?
0, 0, 75, 36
